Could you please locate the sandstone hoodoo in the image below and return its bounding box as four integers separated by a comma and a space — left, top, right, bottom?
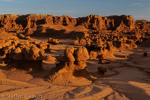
0, 39, 19, 57
4, 45, 45, 72
0, 37, 55, 72
0, 13, 150, 100
85, 35, 115, 59
0, 14, 150, 100
45, 46, 93, 85
47, 38, 60, 45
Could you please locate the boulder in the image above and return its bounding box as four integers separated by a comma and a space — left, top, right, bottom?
48, 38, 60, 44
44, 55, 56, 63
143, 51, 147, 57
89, 51, 98, 59
73, 40, 79, 45
75, 47, 89, 61
64, 46, 74, 55
64, 53, 75, 62
98, 66, 107, 74
79, 39, 86, 45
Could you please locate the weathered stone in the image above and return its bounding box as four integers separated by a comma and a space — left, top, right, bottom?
75, 47, 89, 61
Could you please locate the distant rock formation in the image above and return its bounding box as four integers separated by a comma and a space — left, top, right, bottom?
0, 14, 135, 31
0, 14, 142, 39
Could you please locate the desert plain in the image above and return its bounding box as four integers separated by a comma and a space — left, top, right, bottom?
0, 14, 149, 100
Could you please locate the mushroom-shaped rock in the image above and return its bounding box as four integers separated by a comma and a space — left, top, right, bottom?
64, 53, 75, 62
45, 46, 93, 85
75, 47, 89, 61
64, 46, 74, 55
44, 55, 56, 63
75, 61, 87, 70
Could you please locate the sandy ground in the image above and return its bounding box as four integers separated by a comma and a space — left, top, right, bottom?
0, 37, 150, 100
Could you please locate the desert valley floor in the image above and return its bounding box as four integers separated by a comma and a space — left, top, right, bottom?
0, 14, 150, 100
0, 34, 150, 100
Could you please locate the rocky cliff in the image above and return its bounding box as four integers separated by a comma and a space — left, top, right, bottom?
0, 14, 149, 39
0, 14, 134, 31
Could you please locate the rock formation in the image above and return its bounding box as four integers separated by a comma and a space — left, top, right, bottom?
98, 66, 107, 74
3, 45, 45, 72
1, 14, 147, 39
0, 14, 149, 41
47, 38, 60, 45
0, 37, 55, 72
0, 14, 135, 32
84, 35, 115, 59
45, 46, 93, 85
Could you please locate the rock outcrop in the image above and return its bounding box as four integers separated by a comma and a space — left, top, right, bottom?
47, 38, 60, 45
0, 14, 149, 40
0, 14, 135, 32
0, 38, 55, 72
3, 45, 45, 72
45, 46, 93, 85
0, 14, 141, 39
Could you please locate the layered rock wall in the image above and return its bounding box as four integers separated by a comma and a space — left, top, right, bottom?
0, 14, 135, 33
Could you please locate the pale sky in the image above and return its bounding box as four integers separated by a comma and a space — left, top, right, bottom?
0, 0, 150, 20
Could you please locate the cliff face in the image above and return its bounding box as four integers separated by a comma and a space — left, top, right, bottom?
0, 14, 135, 32
76, 15, 135, 30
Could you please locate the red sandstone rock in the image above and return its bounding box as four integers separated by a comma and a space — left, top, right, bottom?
64, 46, 74, 55
89, 51, 98, 59
64, 53, 75, 62
79, 39, 86, 45
75, 47, 89, 61
45, 46, 92, 85
44, 55, 57, 63
0, 14, 143, 40
48, 38, 60, 44
73, 40, 79, 45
